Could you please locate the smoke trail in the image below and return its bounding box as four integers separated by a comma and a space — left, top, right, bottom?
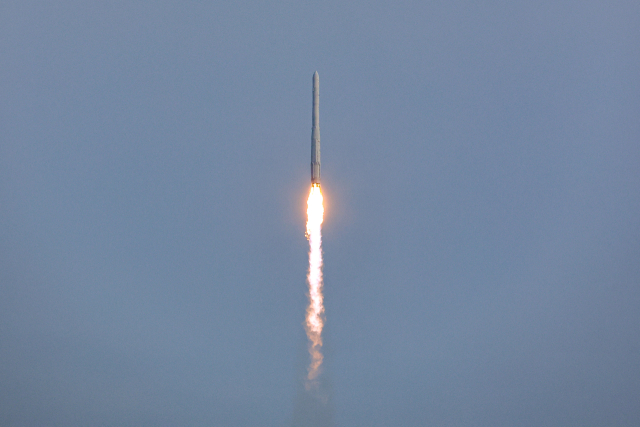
305, 183, 324, 390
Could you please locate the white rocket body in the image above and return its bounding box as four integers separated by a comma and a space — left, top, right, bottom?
311, 72, 321, 184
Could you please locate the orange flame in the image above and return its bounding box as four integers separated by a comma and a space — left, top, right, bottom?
305, 183, 324, 389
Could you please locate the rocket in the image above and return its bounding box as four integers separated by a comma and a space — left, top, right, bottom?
311, 71, 321, 185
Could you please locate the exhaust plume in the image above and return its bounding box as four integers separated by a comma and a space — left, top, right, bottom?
305, 183, 324, 390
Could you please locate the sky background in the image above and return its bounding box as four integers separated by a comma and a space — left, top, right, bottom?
1, 1, 639, 426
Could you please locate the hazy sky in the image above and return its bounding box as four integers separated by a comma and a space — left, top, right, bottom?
1, 1, 639, 426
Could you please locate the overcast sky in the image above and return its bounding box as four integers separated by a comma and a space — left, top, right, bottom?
1, 1, 639, 426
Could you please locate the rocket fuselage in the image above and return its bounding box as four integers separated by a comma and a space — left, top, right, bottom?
311, 71, 321, 184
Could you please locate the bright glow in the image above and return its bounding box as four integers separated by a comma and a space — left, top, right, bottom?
305, 183, 324, 389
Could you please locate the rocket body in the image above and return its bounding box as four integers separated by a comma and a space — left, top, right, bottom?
311, 71, 321, 184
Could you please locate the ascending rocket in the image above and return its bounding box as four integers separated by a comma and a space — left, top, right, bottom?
311, 71, 321, 185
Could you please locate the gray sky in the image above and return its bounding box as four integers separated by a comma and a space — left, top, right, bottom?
1, 1, 639, 426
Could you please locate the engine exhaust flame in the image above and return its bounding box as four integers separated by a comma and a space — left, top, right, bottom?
305, 183, 325, 389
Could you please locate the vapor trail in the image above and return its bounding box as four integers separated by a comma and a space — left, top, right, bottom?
305, 183, 324, 389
